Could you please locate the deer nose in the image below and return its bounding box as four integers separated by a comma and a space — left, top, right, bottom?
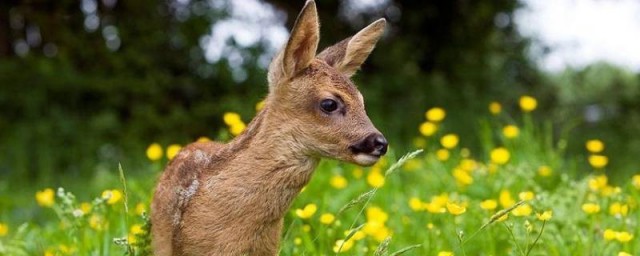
350, 133, 388, 157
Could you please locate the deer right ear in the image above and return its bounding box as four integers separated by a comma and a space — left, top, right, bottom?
268, 0, 320, 88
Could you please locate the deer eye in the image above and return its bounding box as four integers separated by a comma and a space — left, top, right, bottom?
320, 99, 338, 113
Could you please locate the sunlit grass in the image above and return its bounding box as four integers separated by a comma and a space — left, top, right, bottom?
1, 95, 639, 255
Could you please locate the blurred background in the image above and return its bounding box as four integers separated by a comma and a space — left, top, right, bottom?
1, 0, 639, 188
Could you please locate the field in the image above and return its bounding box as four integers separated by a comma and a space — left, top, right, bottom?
1, 95, 638, 255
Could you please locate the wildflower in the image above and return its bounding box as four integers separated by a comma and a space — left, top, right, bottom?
538, 165, 552, 177
367, 207, 389, 224
619, 252, 633, 256
480, 199, 498, 211
352, 168, 363, 179
633, 174, 640, 189
585, 139, 605, 153
333, 239, 354, 253
438, 251, 454, 256
453, 168, 473, 185
229, 122, 246, 136
615, 232, 633, 243
609, 202, 629, 217
131, 224, 144, 235
588, 175, 608, 191
35, 188, 55, 208
419, 122, 438, 137
345, 229, 366, 240
80, 202, 92, 214
320, 213, 335, 225
426, 107, 446, 122
582, 203, 600, 214
512, 204, 533, 216
519, 95, 537, 112
499, 190, 515, 208
0, 223, 8, 237
364, 207, 391, 242
330, 175, 348, 189
427, 223, 434, 229
518, 191, 535, 201
588, 155, 608, 169
44, 250, 55, 256
223, 112, 242, 126
436, 149, 450, 161
446, 202, 466, 215
295, 204, 317, 219
302, 225, 311, 232
294, 237, 302, 245
440, 134, 459, 149
502, 125, 519, 139
490, 147, 510, 165
146, 143, 163, 161
489, 101, 501, 115
166, 144, 182, 160
367, 170, 385, 188
603, 229, 616, 240
255, 100, 266, 111
459, 159, 477, 171
101, 189, 123, 205
89, 214, 104, 230
536, 210, 552, 221
409, 197, 423, 211
135, 203, 146, 215
197, 136, 211, 142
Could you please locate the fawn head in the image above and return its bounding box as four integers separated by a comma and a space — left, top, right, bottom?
265, 0, 387, 166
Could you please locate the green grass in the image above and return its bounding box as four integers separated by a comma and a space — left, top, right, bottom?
1, 98, 639, 255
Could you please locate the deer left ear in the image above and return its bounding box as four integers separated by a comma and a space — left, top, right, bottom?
268, 0, 320, 87
318, 18, 386, 77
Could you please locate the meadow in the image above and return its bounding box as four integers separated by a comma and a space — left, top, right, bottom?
1, 95, 638, 256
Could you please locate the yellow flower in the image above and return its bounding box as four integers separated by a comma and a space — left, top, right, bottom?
609, 202, 629, 217
409, 197, 423, 211
419, 122, 438, 137
166, 144, 182, 160
453, 168, 473, 185
352, 168, 363, 179
229, 123, 246, 136
294, 237, 302, 245
333, 239, 354, 253
130, 224, 144, 235
367, 170, 385, 188
446, 202, 466, 215
585, 139, 605, 153
512, 204, 532, 216
440, 134, 459, 149
519, 95, 537, 112
490, 147, 510, 165
582, 203, 600, 214
89, 214, 104, 230
366, 207, 389, 224
588, 175, 608, 191
619, 252, 633, 256
197, 136, 211, 142
295, 204, 317, 219
330, 175, 348, 189
302, 224, 311, 232
255, 100, 266, 111
36, 188, 55, 208
480, 199, 498, 211
459, 159, 477, 172
603, 229, 616, 241
146, 143, 163, 161
502, 125, 519, 139
345, 229, 366, 240
518, 191, 535, 201
102, 189, 123, 205
536, 210, 552, 221
135, 203, 146, 215
538, 165, 552, 177
615, 231, 633, 243
588, 155, 608, 169
0, 223, 8, 237
223, 112, 242, 126
489, 101, 502, 115
426, 107, 446, 122
633, 174, 640, 189
44, 250, 55, 256
80, 202, 92, 214
438, 251, 454, 256
436, 149, 450, 161
320, 213, 335, 225
499, 190, 515, 208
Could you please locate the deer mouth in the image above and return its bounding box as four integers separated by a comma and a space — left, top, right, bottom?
352, 153, 381, 166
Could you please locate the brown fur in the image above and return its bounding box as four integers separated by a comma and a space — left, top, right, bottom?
151, 1, 386, 255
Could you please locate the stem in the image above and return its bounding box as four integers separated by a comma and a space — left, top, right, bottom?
503, 223, 525, 256
525, 220, 546, 256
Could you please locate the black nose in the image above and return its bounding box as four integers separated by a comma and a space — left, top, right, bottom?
350, 133, 388, 156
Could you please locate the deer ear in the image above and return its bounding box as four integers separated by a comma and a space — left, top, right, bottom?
268, 0, 320, 87
318, 18, 386, 77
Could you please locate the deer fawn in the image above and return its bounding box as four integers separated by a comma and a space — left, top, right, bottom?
151, 1, 387, 255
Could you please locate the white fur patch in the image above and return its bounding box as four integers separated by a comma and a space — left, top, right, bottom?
354, 153, 380, 166
173, 178, 200, 225
193, 150, 210, 165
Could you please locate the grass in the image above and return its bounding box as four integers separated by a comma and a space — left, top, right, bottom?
1, 96, 639, 255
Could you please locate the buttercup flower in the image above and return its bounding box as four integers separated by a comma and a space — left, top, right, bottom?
446, 202, 466, 215
453, 168, 473, 185
438, 251, 454, 256
255, 100, 265, 111
538, 165, 552, 177
436, 149, 450, 161
489, 101, 502, 115
499, 190, 515, 208
585, 139, 605, 153
295, 204, 317, 219
367, 170, 385, 188
588, 155, 608, 169
490, 147, 510, 165
146, 143, 163, 161
518, 191, 535, 201
166, 144, 182, 160
512, 204, 532, 216
36, 188, 55, 208
223, 112, 242, 126
426, 107, 446, 122
101, 189, 123, 205
519, 95, 537, 112
582, 203, 600, 214
419, 122, 438, 137
320, 213, 335, 225
536, 210, 552, 221
633, 174, 640, 189
0, 223, 8, 237
333, 239, 354, 253
502, 125, 519, 139
330, 174, 348, 189
440, 134, 459, 149
480, 199, 497, 211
